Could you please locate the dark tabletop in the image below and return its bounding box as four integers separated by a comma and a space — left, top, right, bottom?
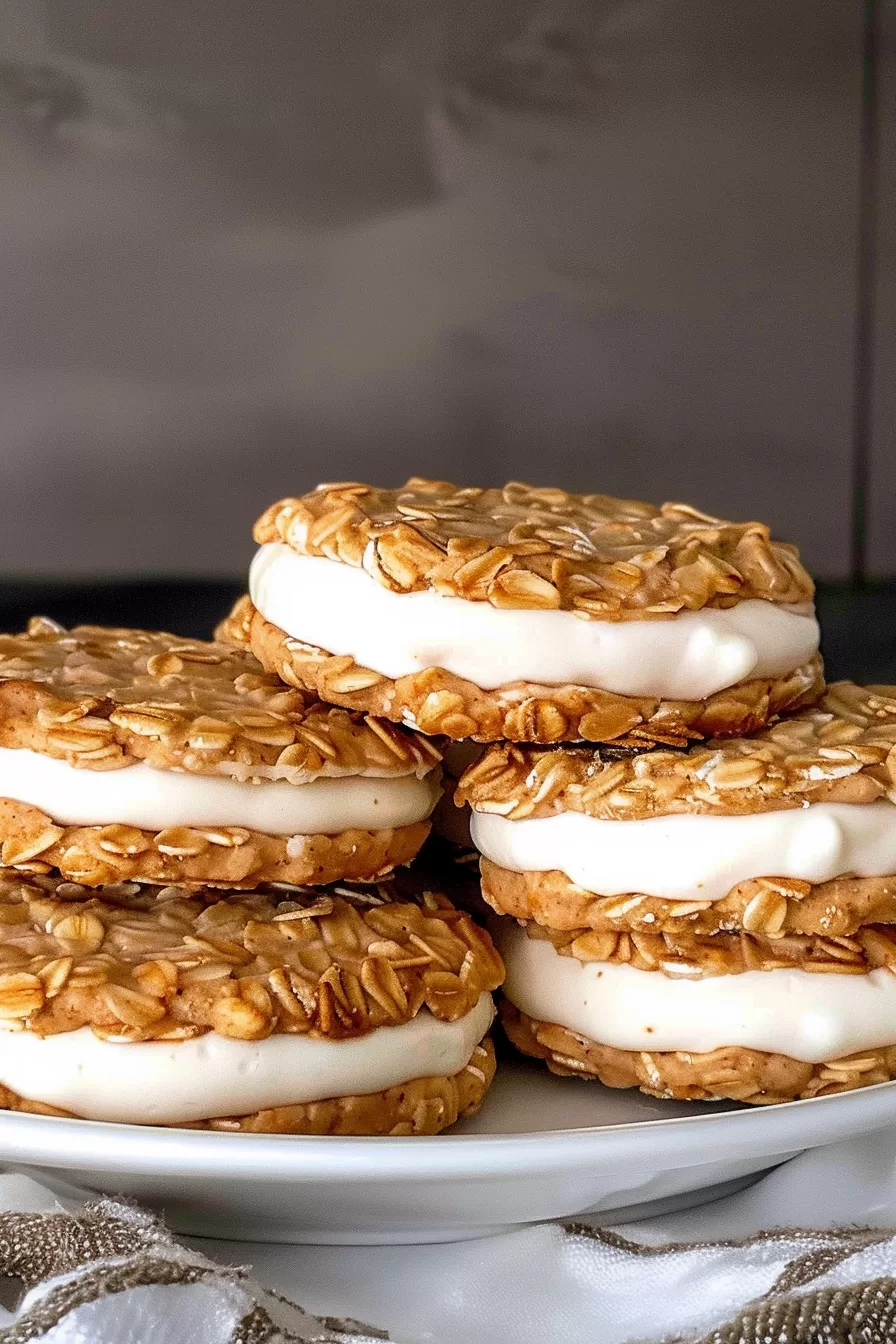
1, 578, 895, 685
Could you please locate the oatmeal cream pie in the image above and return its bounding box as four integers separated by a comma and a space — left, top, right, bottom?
220, 479, 823, 745
0, 868, 501, 1134
459, 683, 896, 1103
0, 621, 441, 889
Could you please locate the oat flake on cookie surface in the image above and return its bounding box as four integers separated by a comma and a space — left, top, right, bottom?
255, 478, 814, 616
528, 917, 896, 978
0, 619, 439, 781
457, 682, 896, 821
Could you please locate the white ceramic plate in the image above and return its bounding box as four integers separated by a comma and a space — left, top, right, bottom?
3, 1057, 896, 1244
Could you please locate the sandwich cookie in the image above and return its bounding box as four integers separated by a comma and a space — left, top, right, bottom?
220, 478, 823, 745
0, 868, 502, 1134
459, 682, 896, 1103
0, 621, 440, 889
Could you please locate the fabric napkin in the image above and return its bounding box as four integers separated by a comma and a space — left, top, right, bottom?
0, 1174, 384, 1344
3, 1127, 896, 1343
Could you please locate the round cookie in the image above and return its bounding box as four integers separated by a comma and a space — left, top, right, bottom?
459, 682, 896, 937
525, 917, 896, 978
501, 1004, 896, 1105
220, 478, 823, 746
0, 868, 502, 1133
0, 620, 441, 888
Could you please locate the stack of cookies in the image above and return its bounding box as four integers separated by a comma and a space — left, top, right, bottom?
223, 478, 896, 1108
458, 687, 896, 1104
0, 620, 501, 1133
7, 477, 892, 1122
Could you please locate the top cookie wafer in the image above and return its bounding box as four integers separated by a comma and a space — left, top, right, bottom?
0, 866, 501, 1043
457, 683, 896, 821
255, 479, 814, 615
0, 619, 439, 781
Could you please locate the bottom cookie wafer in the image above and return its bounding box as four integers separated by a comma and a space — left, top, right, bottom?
221, 598, 824, 748
480, 858, 896, 938
0, 1037, 495, 1136
501, 1003, 896, 1105
0, 798, 430, 889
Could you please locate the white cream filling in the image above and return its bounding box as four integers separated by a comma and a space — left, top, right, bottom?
250, 543, 819, 699
501, 924, 896, 1063
472, 802, 896, 902
0, 995, 494, 1125
0, 747, 439, 836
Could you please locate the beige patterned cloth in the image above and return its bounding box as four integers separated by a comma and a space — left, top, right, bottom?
2, 1132, 896, 1343
0, 1174, 383, 1344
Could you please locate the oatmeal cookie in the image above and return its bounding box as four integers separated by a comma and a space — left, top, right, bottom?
527, 916, 896, 977
0, 619, 439, 781
479, 860, 896, 938
0, 867, 503, 1040
458, 683, 896, 822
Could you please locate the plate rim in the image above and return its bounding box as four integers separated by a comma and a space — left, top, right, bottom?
1, 1078, 894, 1181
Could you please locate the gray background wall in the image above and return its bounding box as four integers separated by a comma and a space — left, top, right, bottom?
871, 1, 896, 573
0, 1, 890, 581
